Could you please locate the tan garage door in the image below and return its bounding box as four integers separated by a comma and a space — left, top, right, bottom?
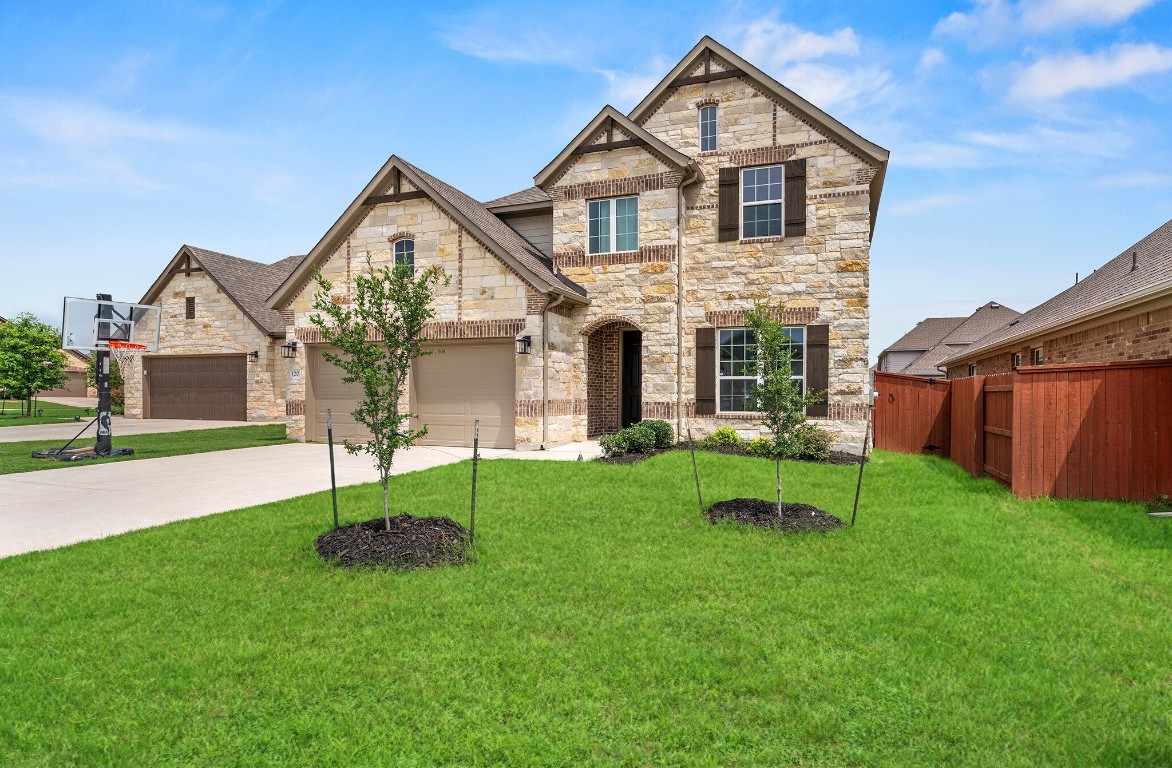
146, 355, 246, 420
412, 341, 515, 449
308, 342, 515, 448
42, 370, 87, 398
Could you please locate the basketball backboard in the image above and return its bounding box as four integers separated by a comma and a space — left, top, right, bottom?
61, 297, 161, 352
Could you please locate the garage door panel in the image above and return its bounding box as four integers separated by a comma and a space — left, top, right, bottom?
146, 356, 246, 420
309, 348, 370, 443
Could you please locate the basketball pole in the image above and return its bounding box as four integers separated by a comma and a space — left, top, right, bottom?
95, 293, 113, 456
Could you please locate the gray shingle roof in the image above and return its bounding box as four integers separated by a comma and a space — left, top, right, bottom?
939, 301, 1020, 345
945, 219, 1172, 364
901, 343, 957, 376
484, 186, 552, 210
185, 246, 302, 336
400, 160, 585, 297
883, 317, 965, 353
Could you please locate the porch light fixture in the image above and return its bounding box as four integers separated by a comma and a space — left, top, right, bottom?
281, 341, 298, 359
247, 350, 260, 363
515, 335, 532, 355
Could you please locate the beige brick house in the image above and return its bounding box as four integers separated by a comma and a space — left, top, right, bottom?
942, 219, 1172, 377
268, 37, 889, 449
124, 245, 299, 421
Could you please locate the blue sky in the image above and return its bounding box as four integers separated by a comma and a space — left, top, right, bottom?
2, 0, 1171, 361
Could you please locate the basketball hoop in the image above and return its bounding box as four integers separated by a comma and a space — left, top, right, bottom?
107, 339, 146, 374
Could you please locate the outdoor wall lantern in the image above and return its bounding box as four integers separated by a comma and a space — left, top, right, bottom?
247, 350, 260, 363
281, 341, 299, 359
515, 335, 532, 355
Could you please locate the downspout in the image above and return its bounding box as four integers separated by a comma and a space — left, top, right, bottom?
542, 293, 566, 449
676, 167, 698, 439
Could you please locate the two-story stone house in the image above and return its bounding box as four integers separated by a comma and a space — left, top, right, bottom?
267, 37, 889, 450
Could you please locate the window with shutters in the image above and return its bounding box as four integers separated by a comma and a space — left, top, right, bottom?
699, 105, 717, 152
741, 165, 783, 238
394, 239, 414, 272
185, 296, 195, 319
717, 327, 804, 413
588, 196, 638, 254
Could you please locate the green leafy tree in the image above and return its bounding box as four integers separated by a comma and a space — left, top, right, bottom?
0, 313, 68, 416
311, 256, 447, 530
745, 301, 825, 515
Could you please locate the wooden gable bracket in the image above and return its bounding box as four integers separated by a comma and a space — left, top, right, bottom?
172, 253, 203, 276
363, 165, 428, 205
671, 66, 746, 87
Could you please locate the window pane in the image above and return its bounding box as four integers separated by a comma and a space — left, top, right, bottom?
394, 240, 414, 271
742, 203, 782, 238
700, 106, 717, 152
720, 379, 756, 412
588, 200, 610, 254
615, 197, 638, 252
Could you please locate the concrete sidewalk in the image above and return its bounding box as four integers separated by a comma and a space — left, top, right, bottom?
0, 417, 270, 443
0, 442, 514, 558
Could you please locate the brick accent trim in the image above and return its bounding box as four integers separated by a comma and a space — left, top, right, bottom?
694, 97, 720, 108
387, 231, 415, 243
709, 402, 867, 422
279, 309, 294, 326
686, 203, 718, 211
526, 295, 547, 315
516, 398, 587, 418
581, 314, 648, 336
286, 399, 305, 416
705, 307, 819, 327
296, 318, 525, 343
548, 302, 573, 318
549, 171, 685, 202
739, 236, 788, 244
852, 168, 877, 185
728, 145, 795, 167
553, 244, 677, 269
809, 189, 869, 200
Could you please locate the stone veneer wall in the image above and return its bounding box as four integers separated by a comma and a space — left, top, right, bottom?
124, 270, 284, 421
946, 302, 1172, 378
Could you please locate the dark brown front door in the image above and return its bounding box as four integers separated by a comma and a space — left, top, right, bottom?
146, 355, 247, 420
621, 330, 642, 427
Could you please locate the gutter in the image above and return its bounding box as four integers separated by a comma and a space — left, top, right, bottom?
541, 294, 566, 449
941, 276, 1172, 369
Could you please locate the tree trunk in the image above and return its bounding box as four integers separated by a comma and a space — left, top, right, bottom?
382, 476, 390, 531
776, 458, 782, 516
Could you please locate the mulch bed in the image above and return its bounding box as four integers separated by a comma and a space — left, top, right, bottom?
706, 497, 845, 533
598, 444, 866, 466
315, 515, 470, 570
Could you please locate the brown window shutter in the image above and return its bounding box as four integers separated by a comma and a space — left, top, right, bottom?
695, 327, 716, 415
805, 323, 829, 417
784, 158, 806, 238
717, 167, 739, 242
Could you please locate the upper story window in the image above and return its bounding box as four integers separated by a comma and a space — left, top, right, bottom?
742, 165, 783, 239
717, 326, 805, 413
588, 196, 638, 254
968, 364, 977, 377
699, 105, 717, 152
394, 239, 414, 272
1032, 348, 1043, 365
1013, 352, 1022, 367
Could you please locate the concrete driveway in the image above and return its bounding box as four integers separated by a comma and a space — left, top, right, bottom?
0, 417, 270, 443
0, 440, 601, 558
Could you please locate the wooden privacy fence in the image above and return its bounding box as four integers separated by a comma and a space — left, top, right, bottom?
874, 361, 1172, 502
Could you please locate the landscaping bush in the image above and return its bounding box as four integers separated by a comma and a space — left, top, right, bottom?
640, 419, 674, 449
700, 426, 743, 450
745, 436, 776, 458
779, 422, 832, 462
598, 431, 628, 456
625, 422, 658, 454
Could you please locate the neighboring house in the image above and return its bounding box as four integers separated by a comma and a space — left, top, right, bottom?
124, 245, 300, 421
267, 36, 889, 450
943, 219, 1172, 377
0, 314, 91, 398
878, 301, 1020, 377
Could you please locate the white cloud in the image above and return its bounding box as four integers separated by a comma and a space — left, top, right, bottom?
777, 63, 893, 114
597, 65, 667, 111
3, 94, 213, 152
917, 48, 947, 73
888, 192, 975, 215
934, 0, 1157, 44
731, 16, 860, 68
1009, 43, 1172, 100
1092, 171, 1172, 188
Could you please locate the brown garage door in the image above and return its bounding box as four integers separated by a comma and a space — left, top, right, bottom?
308, 342, 515, 448
146, 355, 246, 420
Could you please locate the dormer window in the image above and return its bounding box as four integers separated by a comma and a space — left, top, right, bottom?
699, 105, 717, 152
394, 239, 414, 272
588, 196, 638, 254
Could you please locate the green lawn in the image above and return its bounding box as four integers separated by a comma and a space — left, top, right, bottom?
0, 399, 93, 426
0, 451, 1168, 766
0, 424, 289, 474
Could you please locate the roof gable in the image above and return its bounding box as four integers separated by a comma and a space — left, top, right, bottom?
141, 245, 299, 337
882, 317, 965, 354
268, 156, 585, 310
534, 105, 696, 189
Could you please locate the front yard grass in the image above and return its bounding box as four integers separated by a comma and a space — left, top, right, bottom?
0, 424, 289, 474
0, 399, 92, 426
1, 451, 1168, 766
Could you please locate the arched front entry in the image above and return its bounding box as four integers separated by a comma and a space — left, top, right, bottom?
585, 319, 643, 437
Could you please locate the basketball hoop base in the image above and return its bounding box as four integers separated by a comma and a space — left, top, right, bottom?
32, 447, 135, 461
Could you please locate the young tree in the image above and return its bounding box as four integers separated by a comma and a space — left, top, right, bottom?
745, 302, 825, 515
310, 256, 447, 531
0, 313, 68, 416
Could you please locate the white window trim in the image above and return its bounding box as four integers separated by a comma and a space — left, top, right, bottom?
1032, 348, 1043, 365
587, 195, 639, 255
699, 105, 718, 153
968, 364, 977, 377
740, 165, 785, 240
394, 239, 415, 272
1013, 352, 1022, 367
715, 326, 806, 414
